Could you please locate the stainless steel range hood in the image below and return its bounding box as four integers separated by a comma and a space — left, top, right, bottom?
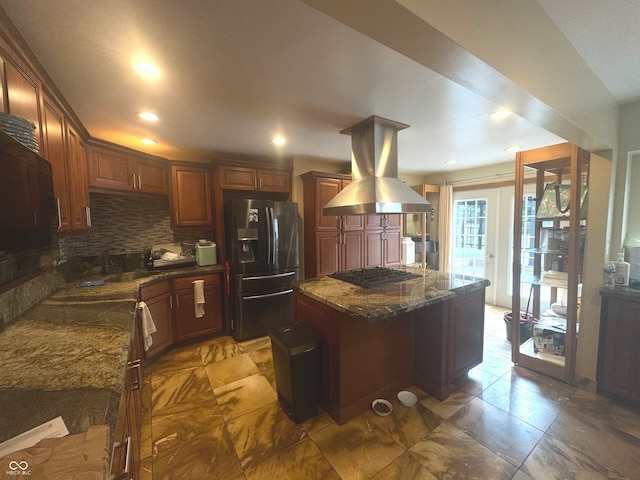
323, 116, 430, 215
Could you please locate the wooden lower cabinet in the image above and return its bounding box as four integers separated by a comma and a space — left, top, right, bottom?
598, 290, 640, 403
110, 316, 143, 480
139, 281, 173, 361
174, 274, 223, 341
293, 287, 485, 424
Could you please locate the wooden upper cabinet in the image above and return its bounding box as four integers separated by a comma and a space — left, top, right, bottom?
67, 124, 91, 230
170, 163, 213, 227
42, 98, 71, 231
2, 54, 43, 145
217, 163, 291, 193
88, 142, 168, 195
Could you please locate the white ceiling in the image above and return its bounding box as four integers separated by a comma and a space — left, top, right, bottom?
0, 0, 637, 174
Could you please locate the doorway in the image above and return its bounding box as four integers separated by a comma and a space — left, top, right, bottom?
452, 189, 498, 303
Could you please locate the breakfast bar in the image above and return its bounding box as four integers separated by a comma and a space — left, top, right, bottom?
292, 267, 490, 424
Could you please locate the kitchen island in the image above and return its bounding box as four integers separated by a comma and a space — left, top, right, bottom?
292, 268, 490, 424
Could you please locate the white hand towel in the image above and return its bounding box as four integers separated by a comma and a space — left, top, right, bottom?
193, 280, 205, 318
137, 301, 157, 351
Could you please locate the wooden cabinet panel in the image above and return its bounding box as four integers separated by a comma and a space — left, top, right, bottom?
257, 168, 291, 192
89, 146, 131, 191
3, 58, 42, 144
364, 231, 383, 268
217, 163, 291, 193
170, 164, 213, 227
315, 178, 342, 230
89, 143, 168, 195
174, 274, 223, 341
316, 233, 340, 277
384, 229, 402, 267
218, 165, 256, 190
42, 99, 71, 230
136, 158, 168, 194
342, 231, 364, 271
447, 288, 485, 381
139, 281, 174, 361
598, 294, 640, 402
67, 125, 90, 229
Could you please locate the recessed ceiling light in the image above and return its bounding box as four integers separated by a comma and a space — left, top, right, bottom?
489, 109, 512, 120
140, 138, 158, 145
272, 136, 286, 146
133, 62, 160, 77
138, 112, 159, 122
445, 159, 457, 165
505, 145, 521, 153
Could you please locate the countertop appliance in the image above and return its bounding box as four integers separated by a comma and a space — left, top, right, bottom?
330, 267, 420, 288
195, 241, 217, 266
225, 199, 299, 341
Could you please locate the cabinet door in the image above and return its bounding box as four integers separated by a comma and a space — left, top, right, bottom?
316, 232, 340, 277
139, 281, 173, 360
384, 228, 402, 267
218, 165, 256, 190
67, 125, 90, 229
4, 58, 42, 144
364, 231, 383, 268
173, 274, 223, 341
42, 99, 71, 230
0, 151, 34, 228
88, 145, 132, 191
171, 164, 213, 227
448, 289, 485, 381
600, 298, 640, 399
258, 169, 291, 192
341, 231, 364, 271
135, 157, 168, 194
314, 177, 342, 230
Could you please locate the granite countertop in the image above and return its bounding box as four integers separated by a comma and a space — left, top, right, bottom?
0, 264, 223, 446
292, 267, 490, 320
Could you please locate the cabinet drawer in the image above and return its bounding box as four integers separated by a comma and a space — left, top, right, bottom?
173, 274, 219, 290
140, 280, 169, 300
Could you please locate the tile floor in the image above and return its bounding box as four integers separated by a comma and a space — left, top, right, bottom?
138, 305, 640, 479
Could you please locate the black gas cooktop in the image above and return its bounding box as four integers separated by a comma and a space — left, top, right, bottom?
329, 267, 421, 288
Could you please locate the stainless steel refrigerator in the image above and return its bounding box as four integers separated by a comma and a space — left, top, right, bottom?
225, 199, 299, 341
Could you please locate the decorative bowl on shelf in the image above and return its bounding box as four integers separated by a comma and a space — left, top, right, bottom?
371, 399, 393, 416
397, 390, 418, 407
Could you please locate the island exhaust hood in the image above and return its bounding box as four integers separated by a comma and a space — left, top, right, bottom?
323, 116, 430, 216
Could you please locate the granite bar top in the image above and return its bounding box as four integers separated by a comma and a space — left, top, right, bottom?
292, 267, 490, 320
0, 264, 222, 445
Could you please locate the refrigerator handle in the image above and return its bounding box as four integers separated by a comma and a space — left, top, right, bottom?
270, 206, 276, 264
266, 207, 272, 265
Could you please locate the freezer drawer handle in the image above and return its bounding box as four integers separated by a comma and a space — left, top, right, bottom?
243, 271, 296, 281
243, 289, 293, 300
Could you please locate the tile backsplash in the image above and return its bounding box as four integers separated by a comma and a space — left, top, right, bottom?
70, 192, 215, 256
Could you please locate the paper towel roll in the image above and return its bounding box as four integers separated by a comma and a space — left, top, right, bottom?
193, 280, 205, 318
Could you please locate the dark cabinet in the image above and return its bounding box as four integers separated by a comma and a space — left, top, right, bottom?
170, 163, 213, 227
0, 131, 52, 231
173, 274, 223, 341
139, 281, 174, 361
598, 290, 640, 403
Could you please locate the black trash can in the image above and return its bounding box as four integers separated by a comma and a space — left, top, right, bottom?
269, 322, 322, 423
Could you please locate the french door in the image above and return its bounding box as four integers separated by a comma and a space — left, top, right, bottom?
452, 189, 497, 303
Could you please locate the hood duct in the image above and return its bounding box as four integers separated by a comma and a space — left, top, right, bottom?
323, 116, 430, 215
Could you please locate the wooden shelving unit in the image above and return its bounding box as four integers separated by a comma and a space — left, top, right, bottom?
512, 142, 589, 384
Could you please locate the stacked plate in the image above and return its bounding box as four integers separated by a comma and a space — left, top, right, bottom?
0, 112, 39, 154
